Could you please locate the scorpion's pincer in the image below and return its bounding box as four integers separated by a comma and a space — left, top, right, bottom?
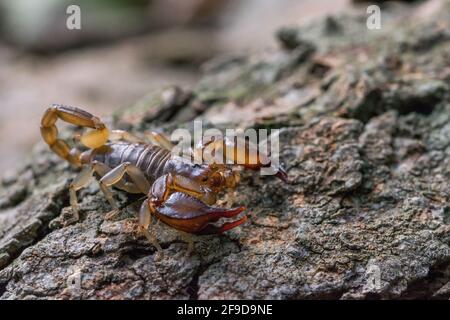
152, 192, 247, 235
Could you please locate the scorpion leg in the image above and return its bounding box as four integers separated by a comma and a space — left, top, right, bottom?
68, 167, 94, 225
99, 162, 151, 219
67, 161, 111, 225
178, 231, 195, 256
138, 201, 162, 252
69, 160, 143, 224
145, 131, 174, 151
109, 130, 144, 144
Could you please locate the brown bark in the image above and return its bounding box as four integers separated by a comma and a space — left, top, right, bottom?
0, 3, 449, 299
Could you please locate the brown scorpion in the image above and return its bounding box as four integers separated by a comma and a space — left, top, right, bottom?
41, 105, 287, 251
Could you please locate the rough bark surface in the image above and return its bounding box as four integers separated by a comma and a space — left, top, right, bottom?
1, 5, 449, 299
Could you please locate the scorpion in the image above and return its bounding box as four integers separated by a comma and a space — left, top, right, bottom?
40, 105, 287, 252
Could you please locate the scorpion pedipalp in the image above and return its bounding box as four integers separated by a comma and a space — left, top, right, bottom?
151, 192, 247, 235
195, 135, 289, 182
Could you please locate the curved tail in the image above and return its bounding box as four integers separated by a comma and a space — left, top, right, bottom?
40, 104, 110, 166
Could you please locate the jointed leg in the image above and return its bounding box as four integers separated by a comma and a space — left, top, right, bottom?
69, 163, 163, 251
109, 130, 144, 144
100, 162, 150, 194
145, 131, 174, 151
99, 162, 151, 219
138, 201, 162, 251
68, 161, 112, 225
69, 167, 95, 225
178, 231, 195, 255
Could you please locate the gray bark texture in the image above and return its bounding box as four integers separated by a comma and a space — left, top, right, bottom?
1, 4, 449, 299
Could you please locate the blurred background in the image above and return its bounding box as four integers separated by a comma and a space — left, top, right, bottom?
0, 0, 441, 172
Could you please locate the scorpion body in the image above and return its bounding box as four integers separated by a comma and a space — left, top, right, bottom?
41, 104, 287, 252
89, 143, 171, 180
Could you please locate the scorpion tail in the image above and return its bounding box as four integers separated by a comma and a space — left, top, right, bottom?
40, 104, 110, 166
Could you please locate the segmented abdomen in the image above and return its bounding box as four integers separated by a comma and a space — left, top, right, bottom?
92, 143, 171, 180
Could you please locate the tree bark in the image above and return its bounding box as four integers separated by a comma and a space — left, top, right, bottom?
0, 3, 449, 299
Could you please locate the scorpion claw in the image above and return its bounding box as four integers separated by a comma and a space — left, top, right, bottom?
197, 215, 248, 235
154, 192, 247, 235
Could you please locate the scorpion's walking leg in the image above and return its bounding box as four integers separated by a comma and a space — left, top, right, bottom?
178, 231, 195, 256
109, 130, 144, 144
138, 201, 162, 252
68, 167, 94, 225
145, 132, 174, 150
99, 162, 151, 219
68, 161, 111, 225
